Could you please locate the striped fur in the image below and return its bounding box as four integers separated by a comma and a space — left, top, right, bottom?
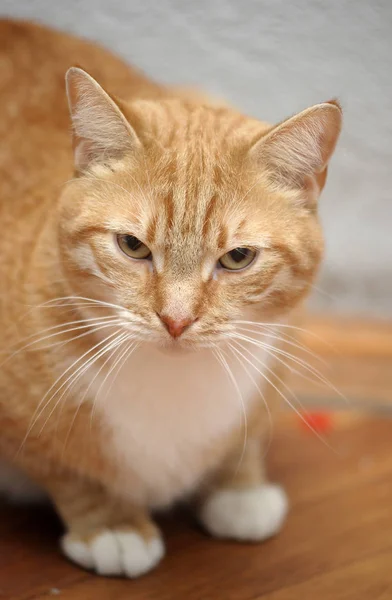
0, 19, 341, 578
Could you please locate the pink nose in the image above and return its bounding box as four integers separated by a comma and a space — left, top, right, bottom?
159, 315, 194, 338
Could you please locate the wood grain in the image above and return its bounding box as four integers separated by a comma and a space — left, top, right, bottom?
1, 315, 392, 599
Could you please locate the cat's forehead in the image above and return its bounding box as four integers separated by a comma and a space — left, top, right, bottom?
123, 100, 263, 229
142, 146, 250, 243
129, 98, 260, 151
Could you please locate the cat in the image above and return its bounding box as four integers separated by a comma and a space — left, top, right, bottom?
0, 19, 341, 578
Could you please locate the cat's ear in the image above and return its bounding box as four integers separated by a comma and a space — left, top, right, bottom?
65, 67, 140, 171
250, 101, 342, 191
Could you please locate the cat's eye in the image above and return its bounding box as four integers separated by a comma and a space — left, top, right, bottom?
219, 247, 257, 271
117, 234, 152, 260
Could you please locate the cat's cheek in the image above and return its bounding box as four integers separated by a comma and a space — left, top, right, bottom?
66, 243, 113, 284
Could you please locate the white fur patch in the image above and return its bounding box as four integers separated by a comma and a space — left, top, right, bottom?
82, 328, 279, 509
61, 529, 165, 578
199, 484, 288, 542
70, 243, 112, 283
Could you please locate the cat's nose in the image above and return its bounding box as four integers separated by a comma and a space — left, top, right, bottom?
158, 315, 195, 338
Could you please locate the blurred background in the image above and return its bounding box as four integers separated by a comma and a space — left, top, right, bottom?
2, 0, 392, 317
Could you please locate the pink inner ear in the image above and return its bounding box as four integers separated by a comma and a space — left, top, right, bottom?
73, 139, 96, 171
65, 67, 140, 171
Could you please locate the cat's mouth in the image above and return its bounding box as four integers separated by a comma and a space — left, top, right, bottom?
155, 327, 219, 354
156, 342, 196, 356
155, 328, 228, 355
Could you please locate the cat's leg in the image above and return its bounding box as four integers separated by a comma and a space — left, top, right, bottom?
44, 477, 164, 578
198, 436, 288, 542
198, 352, 291, 542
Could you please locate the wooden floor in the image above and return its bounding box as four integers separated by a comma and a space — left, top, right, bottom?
2, 315, 392, 599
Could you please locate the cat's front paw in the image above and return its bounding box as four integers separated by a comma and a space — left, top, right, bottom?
61, 527, 165, 578
199, 484, 288, 542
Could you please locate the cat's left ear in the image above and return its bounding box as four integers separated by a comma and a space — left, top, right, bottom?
250, 101, 342, 195
65, 67, 141, 172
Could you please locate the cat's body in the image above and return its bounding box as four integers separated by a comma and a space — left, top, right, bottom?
0, 19, 341, 578
0, 20, 270, 507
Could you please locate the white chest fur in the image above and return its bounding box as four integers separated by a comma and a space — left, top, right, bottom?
90, 337, 275, 508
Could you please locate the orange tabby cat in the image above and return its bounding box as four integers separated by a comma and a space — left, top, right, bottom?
0, 19, 341, 577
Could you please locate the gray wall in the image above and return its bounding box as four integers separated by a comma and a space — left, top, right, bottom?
2, 0, 392, 316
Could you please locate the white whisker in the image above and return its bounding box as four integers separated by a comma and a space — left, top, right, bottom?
0, 318, 121, 367
213, 346, 248, 477
95, 340, 138, 410
235, 325, 328, 367
233, 320, 338, 354
15, 314, 117, 343
232, 339, 304, 408
16, 329, 124, 457
62, 332, 132, 455
0, 319, 120, 368
89, 339, 140, 431
41, 295, 128, 313
230, 332, 348, 404
229, 339, 337, 452
227, 342, 273, 458
32, 322, 123, 353
36, 330, 128, 439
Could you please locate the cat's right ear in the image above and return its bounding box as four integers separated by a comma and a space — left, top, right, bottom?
65, 67, 141, 172
249, 101, 342, 194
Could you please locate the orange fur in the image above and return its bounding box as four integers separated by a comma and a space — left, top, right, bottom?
0, 19, 341, 577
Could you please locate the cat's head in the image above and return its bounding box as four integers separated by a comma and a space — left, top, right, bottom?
59, 68, 341, 349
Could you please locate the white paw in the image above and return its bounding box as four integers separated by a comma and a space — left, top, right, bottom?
200, 484, 288, 542
61, 529, 165, 578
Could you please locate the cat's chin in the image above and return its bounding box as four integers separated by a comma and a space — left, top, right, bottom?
155, 341, 198, 357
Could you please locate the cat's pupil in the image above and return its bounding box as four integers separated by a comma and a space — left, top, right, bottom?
125, 235, 142, 251
229, 248, 250, 263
